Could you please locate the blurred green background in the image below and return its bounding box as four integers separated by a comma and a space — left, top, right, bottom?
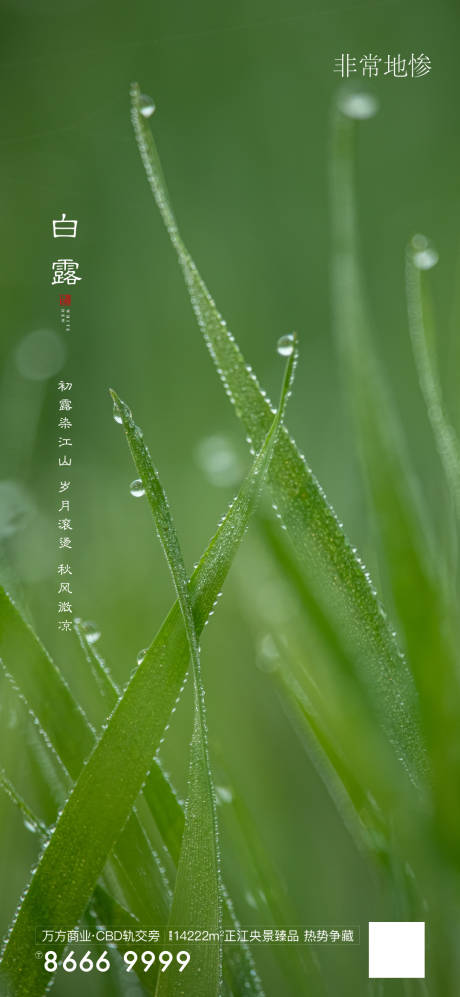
0, 0, 459, 993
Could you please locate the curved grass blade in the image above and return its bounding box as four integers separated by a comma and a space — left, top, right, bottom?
405, 241, 460, 525
130, 83, 428, 790
0, 352, 294, 996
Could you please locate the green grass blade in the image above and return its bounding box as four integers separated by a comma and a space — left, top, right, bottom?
111, 391, 223, 997
143, 766, 265, 997
0, 771, 49, 838
70, 627, 174, 925
274, 664, 386, 858
405, 240, 460, 525
143, 761, 184, 863
73, 618, 118, 725
1, 660, 72, 817
0, 589, 94, 780
0, 358, 292, 996
158, 701, 221, 997
130, 82, 426, 788
256, 514, 419, 818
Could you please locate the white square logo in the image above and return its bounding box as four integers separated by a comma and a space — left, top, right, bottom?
369, 921, 425, 979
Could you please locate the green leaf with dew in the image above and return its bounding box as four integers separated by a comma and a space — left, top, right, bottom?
130, 81, 427, 791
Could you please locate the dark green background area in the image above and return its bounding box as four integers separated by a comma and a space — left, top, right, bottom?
0, 1, 458, 994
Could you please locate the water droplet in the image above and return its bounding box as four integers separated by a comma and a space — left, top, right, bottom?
411, 234, 439, 270
8, 707, 18, 730
130, 478, 145, 497
277, 333, 295, 357
137, 648, 148, 665
15, 328, 66, 381
139, 94, 156, 118
337, 90, 379, 120
81, 620, 101, 644
23, 818, 38, 834
256, 633, 280, 673
195, 435, 241, 487
113, 402, 122, 424
216, 785, 233, 804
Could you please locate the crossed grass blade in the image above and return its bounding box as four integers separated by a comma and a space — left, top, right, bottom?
111, 389, 222, 997
0, 350, 293, 996
111, 341, 295, 996
1, 584, 263, 995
